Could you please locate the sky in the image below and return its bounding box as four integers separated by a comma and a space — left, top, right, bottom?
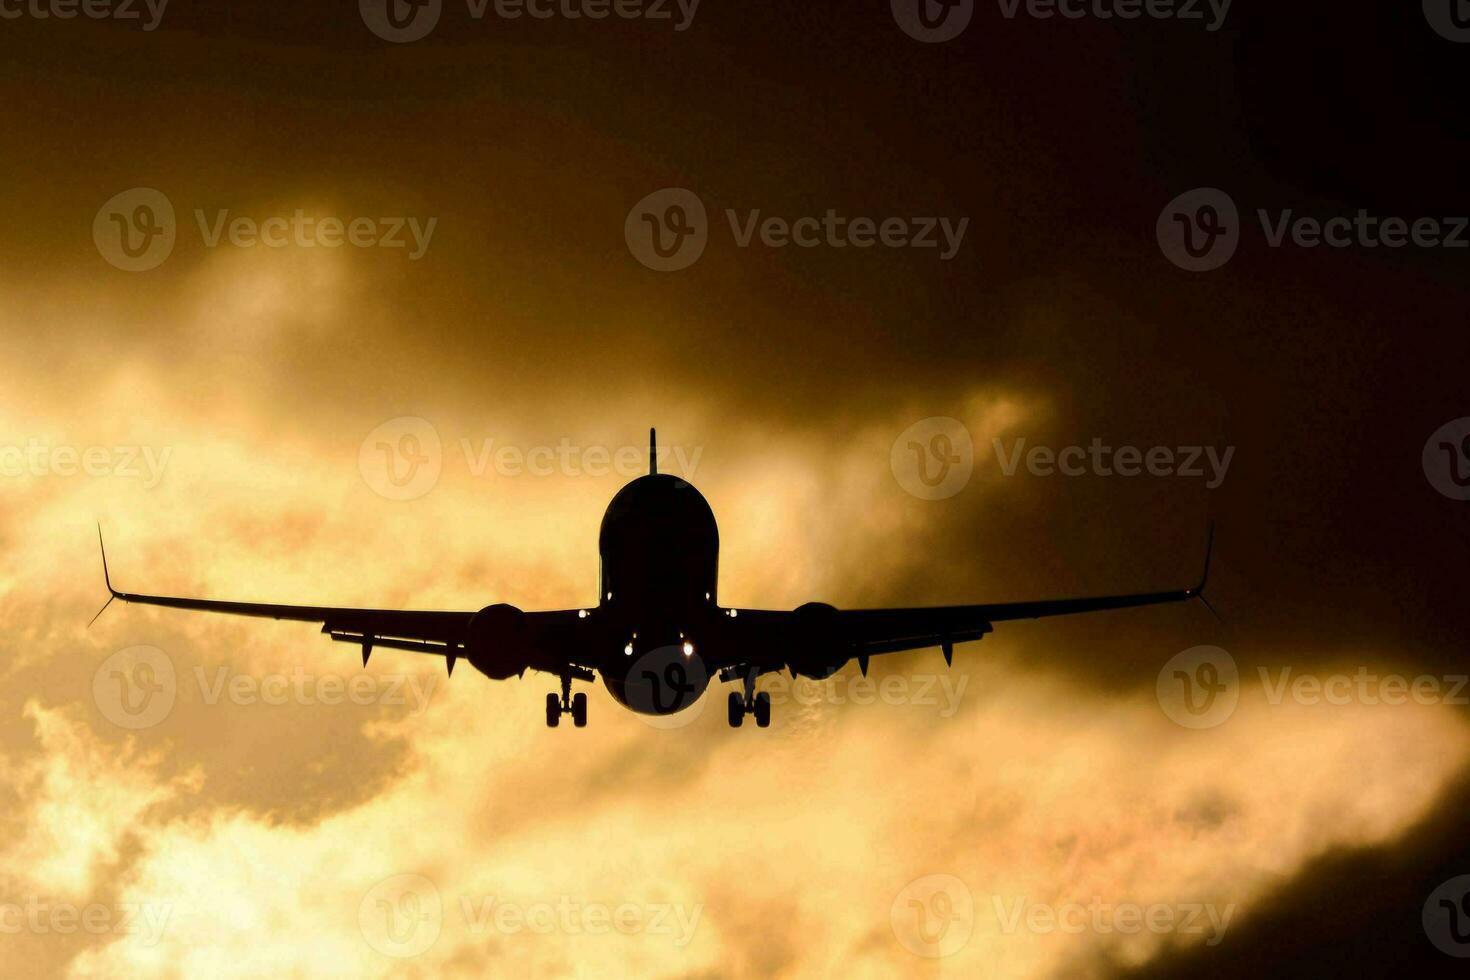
2, 2, 1469, 977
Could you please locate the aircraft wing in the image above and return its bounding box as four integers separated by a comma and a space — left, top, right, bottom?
91, 529, 583, 671
837, 580, 1205, 657
729, 527, 1213, 668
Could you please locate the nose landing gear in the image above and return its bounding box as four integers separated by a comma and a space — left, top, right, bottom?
546, 670, 590, 727
725, 668, 771, 728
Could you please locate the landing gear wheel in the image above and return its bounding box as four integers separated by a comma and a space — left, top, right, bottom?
571, 692, 588, 728
727, 691, 745, 728
546, 692, 561, 728
753, 691, 771, 728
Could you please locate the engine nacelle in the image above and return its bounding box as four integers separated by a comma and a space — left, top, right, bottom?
785, 601, 849, 680
466, 604, 532, 680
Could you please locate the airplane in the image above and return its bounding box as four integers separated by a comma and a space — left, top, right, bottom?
93, 429, 1214, 729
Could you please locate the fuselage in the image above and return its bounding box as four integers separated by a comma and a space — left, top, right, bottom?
595, 473, 722, 714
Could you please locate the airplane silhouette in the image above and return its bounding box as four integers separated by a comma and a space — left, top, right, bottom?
94, 429, 1213, 728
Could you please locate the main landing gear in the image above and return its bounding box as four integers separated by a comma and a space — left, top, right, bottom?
726, 668, 770, 728
546, 672, 588, 728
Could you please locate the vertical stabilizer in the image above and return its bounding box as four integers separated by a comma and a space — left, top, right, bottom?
650, 428, 658, 475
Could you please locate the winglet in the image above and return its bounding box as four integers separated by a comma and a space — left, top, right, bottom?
98, 523, 116, 595
89, 523, 119, 628
1186, 523, 1223, 623
649, 427, 657, 476
1191, 522, 1214, 597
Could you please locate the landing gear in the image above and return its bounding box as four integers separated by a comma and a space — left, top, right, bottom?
547, 673, 589, 728
726, 669, 772, 728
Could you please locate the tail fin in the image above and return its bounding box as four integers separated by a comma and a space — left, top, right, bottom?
650, 428, 657, 475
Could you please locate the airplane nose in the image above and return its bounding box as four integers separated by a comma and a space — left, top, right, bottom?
609, 639, 710, 717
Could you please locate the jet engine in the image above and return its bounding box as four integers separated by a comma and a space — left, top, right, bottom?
466, 603, 533, 680
785, 601, 850, 679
